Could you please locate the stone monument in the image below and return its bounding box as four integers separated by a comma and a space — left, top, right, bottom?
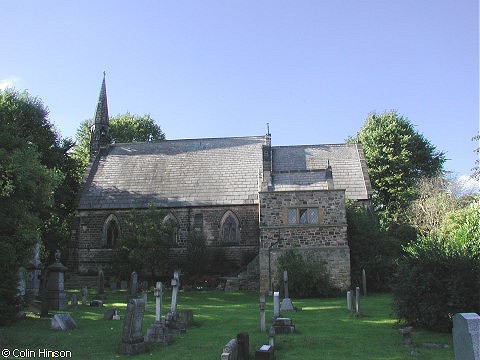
44, 250, 67, 311
165, 270, 186, 333
145, 281, 172, 345
259, 293, 266, 332
26, 242, 42, 298
453, 312, 480, 360
280, 271, 295, 311
118, 298, 148, 355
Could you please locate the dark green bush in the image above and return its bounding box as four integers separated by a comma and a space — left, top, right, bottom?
184, 232, 208, 276
275, 249, 339, 298
391, 236, 480, 332
347, 203, 413, 292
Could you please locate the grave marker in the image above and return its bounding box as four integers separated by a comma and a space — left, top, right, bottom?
280, 271, 295, 311
118, 298, 148, 355
129, 271, 138, 297
51, 314, 78, 331
145, 282, 172, 344
453, 313, 480, 360
259, 293, 266, 332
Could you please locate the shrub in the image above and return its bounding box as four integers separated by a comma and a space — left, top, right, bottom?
347, 202, 414, 292
391, 200, 480, 332
184, 232, 208, 276
275, 249, 339, 298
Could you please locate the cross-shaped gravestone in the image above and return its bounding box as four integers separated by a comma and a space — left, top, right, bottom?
273, 292, 280, 320
259, 293, 266, 332
283, 271, 289, 299
165, 270, 186, 334
154, 282, 163, 323
280, 271, 295, 311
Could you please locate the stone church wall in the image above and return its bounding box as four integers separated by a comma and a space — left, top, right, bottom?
69, 205, 259, 276
258, 189, 350, 292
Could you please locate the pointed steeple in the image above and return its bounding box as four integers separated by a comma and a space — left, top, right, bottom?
90, 72, 111, 160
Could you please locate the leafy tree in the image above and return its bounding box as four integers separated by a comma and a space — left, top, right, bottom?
391, 199, 480, 332
0, 89, 63, 324
117, 206, 174, 277
406, 176, 458, 236
472, 132, 479, 180
184, 232, 208, 276
72, 113, 165, 169
351, 111, 445, 225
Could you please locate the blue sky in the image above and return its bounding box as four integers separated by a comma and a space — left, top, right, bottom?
2, 1, 478, 184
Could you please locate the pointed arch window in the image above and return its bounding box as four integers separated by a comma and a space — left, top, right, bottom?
163, 213, 179, 245
220, 210, 241, 244
102, 214, 120, 248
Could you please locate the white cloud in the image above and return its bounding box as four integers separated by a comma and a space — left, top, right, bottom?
0, 77, 20, 90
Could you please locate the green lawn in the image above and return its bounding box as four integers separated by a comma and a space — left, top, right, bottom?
0, 291, 453, 359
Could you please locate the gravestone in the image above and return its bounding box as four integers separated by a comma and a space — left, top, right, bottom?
452, 313, 480, 360
237, 332, 249, 360
145, 282, 172, 345
272, 317, 295, 334
179, 309, 194, 327
165, 270, 186, 334
255, 345, 274, 360
81, 287, 88, 305
96, 269, 105, 299
272, 292, 280, 320
44, 250, 67, 311
26, 242, 42, 298
118, 298, 148, 355
142, 291, 147, 310
51, 313, 78, 331
17, 267, 27, 297
346, 290, 352, 311
355, 286, 360, 316
70, 293, 78, 307
269, 326, 275, 348
280, 271, 294, 311
222, 338, 238, 360
259, 293, 266, 332
129, 271, 138, 297
104, 308, 117, 320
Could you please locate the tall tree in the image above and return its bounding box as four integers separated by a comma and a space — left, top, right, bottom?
472, 133, 479, 180
352, 111, 445, 225
71, 113, 165, 169
0, 89, 64, 324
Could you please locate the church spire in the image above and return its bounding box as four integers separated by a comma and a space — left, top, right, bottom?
90, 72, 111, 160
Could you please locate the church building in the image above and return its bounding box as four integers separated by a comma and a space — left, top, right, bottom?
68, 76, 372, 292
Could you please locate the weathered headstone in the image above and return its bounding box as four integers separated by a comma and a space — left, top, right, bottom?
71, 293, 78, 307
145, 282, 172, 345
44, 250, 67, 311
268, 326, 275, 348
142, 291, 147, 310
165, 270, 186, 334
129, 271, 138, 297
26, 242, 42, 298
17, 267, 26, 297
97, 269, 105, 299
104, 308, 117, 320
118, 298, 148, 355
90, 299, 103, 307
259, 293, 266, 332
222, 338, 238, 360
255, 345, 274, 360
237, 332, 249, 360
346, 290, 352, 311
355, 286, 360, 316
272, 292, 280, 320
280, 270, 294, 312
272, 317, 295, 334
452, 313, 480, 360
51, 313, 78, 331
179, 309, 194, 327
81, 286, 88, 305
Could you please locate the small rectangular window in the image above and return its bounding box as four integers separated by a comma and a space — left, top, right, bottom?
286, 207, 320, 225
193, 213, 203, 231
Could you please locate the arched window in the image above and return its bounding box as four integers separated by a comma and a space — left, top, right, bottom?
220, 210, 241, 244
102, 214, 120, 248
163, 213, 179, 245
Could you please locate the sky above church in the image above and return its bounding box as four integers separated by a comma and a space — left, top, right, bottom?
1, 1, 479, 188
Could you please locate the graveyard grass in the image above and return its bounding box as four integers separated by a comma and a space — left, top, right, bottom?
1, 291, 453, 360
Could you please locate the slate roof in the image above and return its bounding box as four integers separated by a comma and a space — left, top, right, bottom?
77, 136, 265, 209
271, 143, 372, 200
77, 137, 372, 210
